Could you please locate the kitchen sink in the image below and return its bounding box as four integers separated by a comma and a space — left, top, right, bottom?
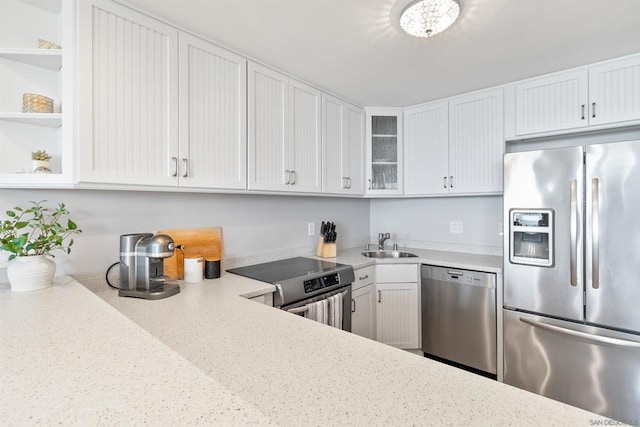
361, 250, 418, 259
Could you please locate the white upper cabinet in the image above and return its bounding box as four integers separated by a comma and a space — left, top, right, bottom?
507, 54, 640, 139
589, 55, 640, 126
77, 0, 179, 186
0, 0, 73, 186
403, 90, 503, 196
248, 62, 321, 193
322, 94, 364, 195
448, 88, 504, 194
247, 63, 288, 191
514, 70, 588, 135
403, 101, 449, 195
289, 79, 322, 193
178, 33, 247, 189
366, 109, 403, 195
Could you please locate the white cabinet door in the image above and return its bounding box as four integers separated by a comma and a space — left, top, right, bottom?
289, 79, 321, 193
403, 101, 448, 195
448, 89, 504, 194
589, 56, 640, 126
322, 94, 346, 194
366, 109, 403, 195
514, 70, 588, 136
322, 94, 364, 195
375, 282, 420, 349
178, 33, 246, 189
77, 0, 179, 185
247, 62, 288, 191
345, 104, 365, 195
352, 284, 375, 340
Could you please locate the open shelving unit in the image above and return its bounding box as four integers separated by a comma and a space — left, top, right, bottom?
0, 0, 72, 186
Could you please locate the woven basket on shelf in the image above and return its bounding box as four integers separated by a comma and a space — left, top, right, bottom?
22, 94, 54, 114
38, 39, 61, 50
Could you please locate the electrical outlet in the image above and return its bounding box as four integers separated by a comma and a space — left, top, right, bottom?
308, 222, 315, 236
450, 221, 463, 234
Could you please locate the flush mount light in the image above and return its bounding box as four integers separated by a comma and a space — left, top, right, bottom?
400, 0, 460, 38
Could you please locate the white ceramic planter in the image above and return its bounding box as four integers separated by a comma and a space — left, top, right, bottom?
32, 160, 52, 174
7, 255, 56, 292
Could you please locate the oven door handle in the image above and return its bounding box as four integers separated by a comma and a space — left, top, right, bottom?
274, 284, 284, 308
285, 288, 349, 314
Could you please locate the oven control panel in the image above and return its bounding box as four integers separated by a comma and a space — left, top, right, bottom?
304, 273, 340, 293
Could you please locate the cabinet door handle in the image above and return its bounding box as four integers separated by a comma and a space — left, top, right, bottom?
342, 177, 348, 189
290, 170, 296, 185
592, 102, 596, 118
182, 158, 189, 178
581, 104, 585, 120
358, 274, 369, 280
368, 179, 372, 190
171, 157, 178, 177
284, 170, 290, 185
443, 176, 447, 188
377, 290, 381, 303
348, 177, 352, 189
351, 299, 356, 313
450, 176, 454, 188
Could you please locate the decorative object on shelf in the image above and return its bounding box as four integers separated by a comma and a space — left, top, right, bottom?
37, 38, 61, 50
399, 0, 460, 38
31, 150, 52, 174
0, 200, 82, 292
22, 93, 54, 113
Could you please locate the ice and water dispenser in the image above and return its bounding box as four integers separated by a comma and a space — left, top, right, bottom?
509, 209, 554, 267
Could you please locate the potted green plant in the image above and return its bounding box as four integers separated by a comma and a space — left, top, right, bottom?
31, 150, 52, 173
0, 200, 82, 292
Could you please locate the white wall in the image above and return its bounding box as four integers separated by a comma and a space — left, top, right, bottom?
0, 189, 371, 278
370, 196, 503, 255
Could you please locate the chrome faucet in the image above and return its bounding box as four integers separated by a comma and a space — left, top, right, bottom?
378, 232, 390, 250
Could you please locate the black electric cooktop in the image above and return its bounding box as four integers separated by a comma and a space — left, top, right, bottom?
226, 257, 349, 284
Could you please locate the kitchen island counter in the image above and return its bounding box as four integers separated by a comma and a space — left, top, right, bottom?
1, 260, 606, 426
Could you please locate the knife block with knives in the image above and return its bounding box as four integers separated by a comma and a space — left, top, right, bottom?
316, 221, 337, 258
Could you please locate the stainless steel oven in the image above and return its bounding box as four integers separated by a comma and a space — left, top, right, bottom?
227, 257, 355, 331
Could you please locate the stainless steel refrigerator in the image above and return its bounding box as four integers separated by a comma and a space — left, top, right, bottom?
503, 139, 640, 426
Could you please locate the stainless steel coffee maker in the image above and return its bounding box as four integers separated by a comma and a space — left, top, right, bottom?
119, 233, 180, 300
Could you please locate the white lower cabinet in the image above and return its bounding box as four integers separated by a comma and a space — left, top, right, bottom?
351, 265, 375, 339
374, 264, 420, 350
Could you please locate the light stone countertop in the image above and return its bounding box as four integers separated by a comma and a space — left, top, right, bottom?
1, 248, 606, 426
0, 276, 274, 426
325, 246, 503, 273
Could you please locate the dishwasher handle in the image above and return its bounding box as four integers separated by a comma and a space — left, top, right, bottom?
422, 265, 496, 289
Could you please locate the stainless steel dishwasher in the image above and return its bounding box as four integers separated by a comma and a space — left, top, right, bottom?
421, 265, 497, 376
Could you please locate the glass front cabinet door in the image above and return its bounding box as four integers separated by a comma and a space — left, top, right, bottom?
366, 109, 403, 195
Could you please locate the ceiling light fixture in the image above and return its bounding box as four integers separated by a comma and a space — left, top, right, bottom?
399, 0, 460, 38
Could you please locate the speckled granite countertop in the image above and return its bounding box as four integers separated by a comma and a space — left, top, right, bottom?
1, 248, 605, 426
326, 246, 503, 273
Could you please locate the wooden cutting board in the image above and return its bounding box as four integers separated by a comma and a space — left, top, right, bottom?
155, 227, 222, 280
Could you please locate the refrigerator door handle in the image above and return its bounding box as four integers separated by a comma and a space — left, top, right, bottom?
570, 179, 578, 286
520, 317, 640, 349
592, 178, 600, 289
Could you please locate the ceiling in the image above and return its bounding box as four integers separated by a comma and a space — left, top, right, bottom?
124, 0, 640, 108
